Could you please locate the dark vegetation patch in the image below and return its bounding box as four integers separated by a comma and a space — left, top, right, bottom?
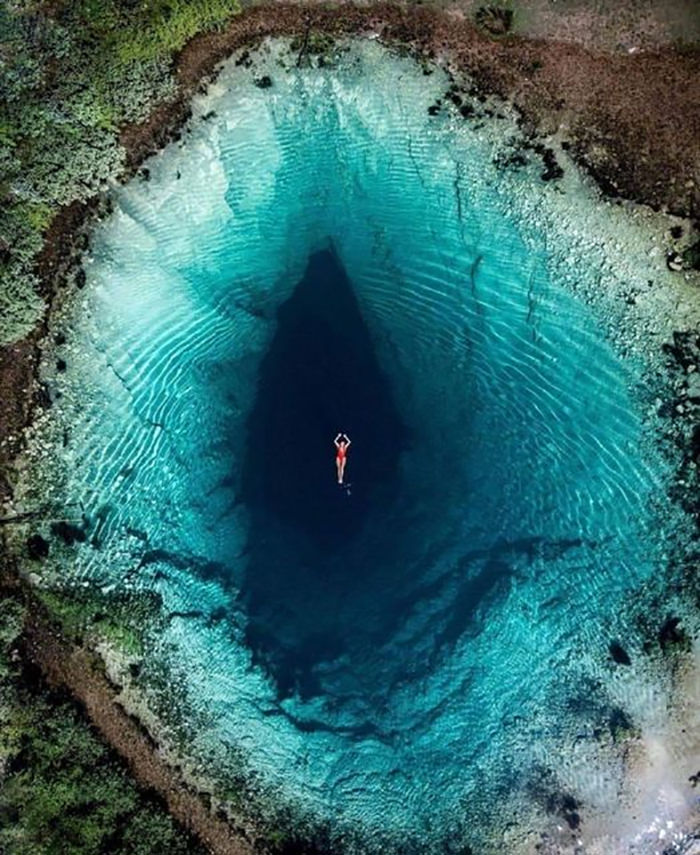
608, 706, 636, 743
682, 239, 700, 271
51, 518, 88, 546
475, 6, 514, 36
446, 87, 464, 107
527, 767, 584, 833
659, 331, 700, 531
235, 49, 253, 67
290, 30, 337, 68
26, 533, 49, 560
658, 615, 689, 651
548, 794, 581, 831
493, 145, 529, 171
609, 640, 631, 666
492, 135, 563, 181
538, 146, 564, 182
0, 592, 203, 855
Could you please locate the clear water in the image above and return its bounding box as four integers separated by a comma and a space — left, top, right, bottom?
32, 40, 686, 852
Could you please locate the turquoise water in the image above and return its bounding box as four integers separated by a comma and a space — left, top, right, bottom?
32, 40, 686, 852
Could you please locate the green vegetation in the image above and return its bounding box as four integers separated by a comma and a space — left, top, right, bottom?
0, 592, 205, 855
33, 584, 163, 657
112, 0, 245, 63
290, 30, 336, 61
0, 0, 241, 344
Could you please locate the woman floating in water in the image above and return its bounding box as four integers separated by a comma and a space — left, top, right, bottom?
334, 432, 351, 484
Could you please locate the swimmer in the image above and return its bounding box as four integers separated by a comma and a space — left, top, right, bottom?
334, 432, 351, 484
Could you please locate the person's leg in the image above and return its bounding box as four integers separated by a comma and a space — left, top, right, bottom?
339, 458, 346, 484
336, 458, 342, 483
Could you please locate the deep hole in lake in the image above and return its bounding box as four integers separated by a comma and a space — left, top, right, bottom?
241, 249, 409, 699
230, 224, 656, 711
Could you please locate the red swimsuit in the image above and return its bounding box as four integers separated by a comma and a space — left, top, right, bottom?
336, 444, 347, 462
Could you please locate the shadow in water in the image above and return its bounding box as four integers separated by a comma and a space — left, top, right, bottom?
240, 248, 407, 696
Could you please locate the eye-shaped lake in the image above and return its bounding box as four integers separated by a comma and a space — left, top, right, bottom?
23, 37, 696, 855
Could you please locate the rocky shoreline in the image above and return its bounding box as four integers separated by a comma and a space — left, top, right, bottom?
128, 3, 700, 218
1, 4, 700, 854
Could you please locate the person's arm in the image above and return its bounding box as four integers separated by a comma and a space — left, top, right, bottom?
344, 435, 351, 447
334, 433, 341, 448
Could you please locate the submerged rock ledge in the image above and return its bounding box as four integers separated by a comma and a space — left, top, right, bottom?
1, 5, 700, 855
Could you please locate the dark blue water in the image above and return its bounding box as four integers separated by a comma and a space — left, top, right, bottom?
241, 249, 407, 697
